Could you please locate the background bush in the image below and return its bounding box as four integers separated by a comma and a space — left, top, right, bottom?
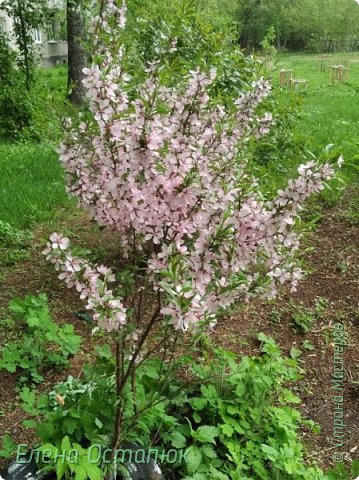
0, 33, 34, 140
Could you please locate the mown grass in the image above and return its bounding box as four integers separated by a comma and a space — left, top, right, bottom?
254, 52, 359, 207
274, 52, 359, 160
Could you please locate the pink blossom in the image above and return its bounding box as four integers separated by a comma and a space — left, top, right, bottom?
49, 233, 69, 250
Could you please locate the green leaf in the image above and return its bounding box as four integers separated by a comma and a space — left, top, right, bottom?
56, 458, 68, 479
39, 443, 57, 458
61, 435, 71, 453
185, 446, 203, 474
221, 424, 234, 437
261, 444, 278, 461
201, 444, 218, 459
290, 347, 302, 359
0, 434, 16, 458
3, 363, 16, 373
257, 332, 271, 343
200, 384, 218, 399
209, 466, 229, 480
9, 298, 25, 315
280, 388, 301, 404
235, 384, 246, 397
284, 458, 296, 474
20, 387, 37, 414
22, 419, 37, 429
74, 464, 87, 480
195, 426, 219, 444
193, 412, 201, 423
95, 344, 113, 359
36, 421, 56, 441
86, 464, 104, 480
182, 474, 207, 480
170, 431, 187, 449
94, 418, 103, 429
189, 397, 208, 411
27, 315, 40, 327
63, 418, 79, 435
226, 405, 239, 415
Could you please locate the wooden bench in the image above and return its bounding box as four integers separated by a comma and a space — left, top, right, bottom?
319, 54, 330, 72
289, 78, 308, 92
331, 64, 349, 84
279, 69, 294, 87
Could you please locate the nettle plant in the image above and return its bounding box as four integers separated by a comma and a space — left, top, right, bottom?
43, 0, 341, 472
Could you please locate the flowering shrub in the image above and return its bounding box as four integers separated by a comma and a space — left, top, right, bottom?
43, 0, 341, 466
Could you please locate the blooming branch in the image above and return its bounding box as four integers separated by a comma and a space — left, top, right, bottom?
43, 234, 126, 332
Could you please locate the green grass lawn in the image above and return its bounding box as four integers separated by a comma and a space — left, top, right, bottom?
251, 52, 359, 207
0, 143, 70, 228
274, 52, 359, 160
0, 66, 72, 229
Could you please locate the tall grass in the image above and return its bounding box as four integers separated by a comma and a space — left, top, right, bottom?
0, 143, 70, 228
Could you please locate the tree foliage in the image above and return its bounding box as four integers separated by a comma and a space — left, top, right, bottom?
2, 0, 48, 87
234, 0, 359, 51
0, 31, 34, 139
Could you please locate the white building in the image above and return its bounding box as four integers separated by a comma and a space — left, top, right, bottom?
0, 0, 68, 67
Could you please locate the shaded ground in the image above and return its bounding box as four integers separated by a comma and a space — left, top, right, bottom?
0, 192, 358, 472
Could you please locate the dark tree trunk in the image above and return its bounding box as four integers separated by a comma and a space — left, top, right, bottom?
67, 0, 86, 105
16, 0, 32, 89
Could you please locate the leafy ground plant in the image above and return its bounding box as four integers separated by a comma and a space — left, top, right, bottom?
290, 297, 329, 333
326, 460, 359, 480
0, 294, 81, 383
12, 335, 328, 479
0, 220, 32, 265
160, 334, 324, 480
292, 304, 317, 333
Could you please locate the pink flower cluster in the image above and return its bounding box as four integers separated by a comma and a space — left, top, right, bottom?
48, 1, 340, 332
43, 234, 126, 332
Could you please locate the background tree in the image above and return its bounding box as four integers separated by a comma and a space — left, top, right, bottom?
233, 0, 359, 51
67, 0, 86, 105
2, 0, 47, 88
